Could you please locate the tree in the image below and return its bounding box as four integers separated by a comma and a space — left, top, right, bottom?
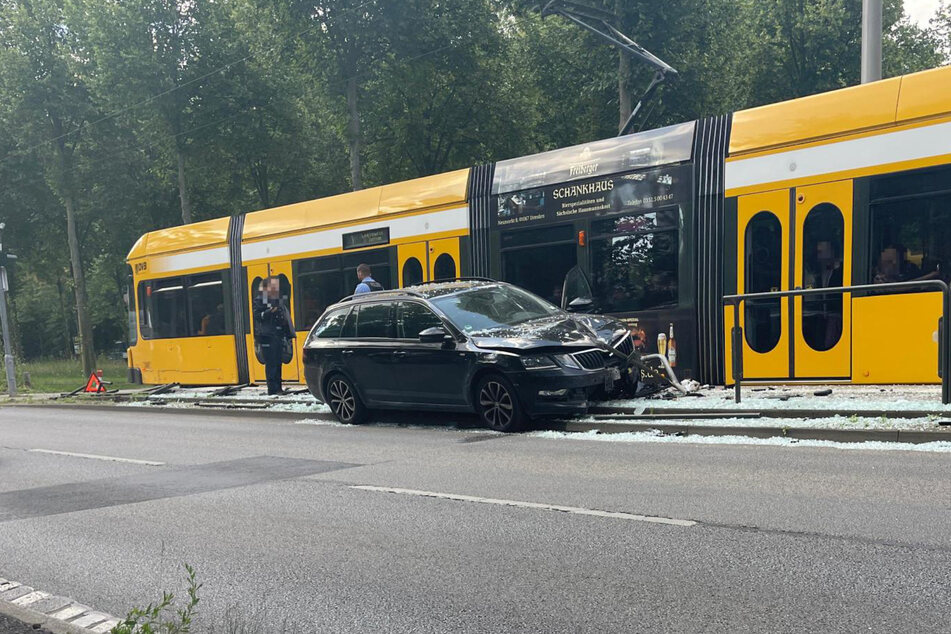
85, 0, 221, 225
0, 0, 99, 373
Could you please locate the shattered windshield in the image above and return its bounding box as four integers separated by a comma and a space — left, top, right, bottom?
430, 285, 562, 334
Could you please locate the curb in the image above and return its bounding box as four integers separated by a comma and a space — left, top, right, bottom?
7, 402, 951, 444
552, 420, 950, 444
590, 405, 951, 420
0, 591, 119, 634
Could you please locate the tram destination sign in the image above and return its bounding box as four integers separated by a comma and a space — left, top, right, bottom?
342, 227, 390, 250
494, 165, 689, 228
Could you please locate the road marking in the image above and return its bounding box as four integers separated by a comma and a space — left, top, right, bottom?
28, 449, 165, 466
350, 485, 696, 527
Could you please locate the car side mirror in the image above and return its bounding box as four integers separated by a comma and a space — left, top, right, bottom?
566, 297, 594, 313
419, 326, 450, 344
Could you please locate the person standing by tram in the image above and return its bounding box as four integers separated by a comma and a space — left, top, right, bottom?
354, 263, 384, 294
253, 277, 295, 396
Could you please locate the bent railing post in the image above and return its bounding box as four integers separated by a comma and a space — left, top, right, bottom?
722, 280, 951, 406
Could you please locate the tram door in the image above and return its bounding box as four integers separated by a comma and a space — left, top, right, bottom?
734, 181, 853, 381
735, 190, 790, 379
397, 238, 461, 287
793, 180, 852, 378
247, 261, 299, 384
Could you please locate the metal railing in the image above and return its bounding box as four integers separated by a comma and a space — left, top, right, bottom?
722, 280, 951, 405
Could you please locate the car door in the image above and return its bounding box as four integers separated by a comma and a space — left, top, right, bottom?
340, 302, 402, 404
392, 301, 470, 405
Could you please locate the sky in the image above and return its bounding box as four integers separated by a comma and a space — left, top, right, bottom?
905, 0, 944, 28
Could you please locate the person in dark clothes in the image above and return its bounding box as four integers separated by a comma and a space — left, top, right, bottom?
253, 277, 295, 395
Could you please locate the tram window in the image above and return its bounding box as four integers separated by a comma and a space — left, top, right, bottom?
501, 225, 576, 305
188, 273, 226, 336
298, 270, 345, 330
503, 243, 576, 305
744, 212, 782, 353
801, 203, 844, 352
150, 278, 188, 339
402, 257, 424, 287
137, 283, 152, 339
590, 213, 678, 313
433, 254, 456, 281
343, 249, 392, 292
870, 193, 951, 285
354, 303, 393, 338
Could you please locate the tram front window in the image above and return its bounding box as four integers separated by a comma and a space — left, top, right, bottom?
501, 225, 576, 305
801, 203, 844, 352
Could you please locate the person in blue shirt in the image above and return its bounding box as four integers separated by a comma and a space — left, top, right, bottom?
354, 263, 384, 294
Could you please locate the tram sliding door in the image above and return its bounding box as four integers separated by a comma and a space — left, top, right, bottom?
397, 238, 461, 287
793, 180, 852, 379
247, 261, 299, 384
736, 190, 790, 379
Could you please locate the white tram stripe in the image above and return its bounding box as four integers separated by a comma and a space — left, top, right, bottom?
725, 119, 951, 193
241, 206, 468, 263
350, 485, 696, 527
28, 449, 165, 466
149, 246, 230, 274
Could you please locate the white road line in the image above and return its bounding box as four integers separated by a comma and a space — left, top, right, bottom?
28, 449, 165, 466
350, 485, 696, 527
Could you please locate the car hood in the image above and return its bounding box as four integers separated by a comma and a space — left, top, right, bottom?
468, 316, 607, 352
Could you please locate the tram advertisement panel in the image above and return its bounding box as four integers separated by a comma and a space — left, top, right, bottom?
494, 165, 690, 228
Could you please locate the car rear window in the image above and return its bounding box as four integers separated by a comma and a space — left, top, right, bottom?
311, 307, 349, 339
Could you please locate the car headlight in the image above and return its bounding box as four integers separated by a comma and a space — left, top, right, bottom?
553, 354, 580, 369
520, 355, 558, 370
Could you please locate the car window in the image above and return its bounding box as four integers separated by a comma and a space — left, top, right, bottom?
397, 302, 443, 339
430, 284, 562, 334
355, 303, 393, 338
311, 307, 349, 339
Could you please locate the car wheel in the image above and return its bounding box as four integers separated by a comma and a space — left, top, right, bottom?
325, 374, 367, 425
475, 374, 524, 432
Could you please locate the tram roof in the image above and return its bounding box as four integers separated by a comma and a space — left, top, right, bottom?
730, 64, 951, 156
127, 168, 470, 261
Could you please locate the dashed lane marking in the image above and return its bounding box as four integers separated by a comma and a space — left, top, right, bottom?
350, 485, 697, 527
28, 448, 165, 466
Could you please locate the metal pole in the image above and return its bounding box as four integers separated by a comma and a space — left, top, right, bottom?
0, 267, 16, 397
943, 289, 951, 405
732, 301, 742, 404
862, 0, 883, 83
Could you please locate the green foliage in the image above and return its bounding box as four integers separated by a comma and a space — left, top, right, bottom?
1, 357, 133, 393
0, 0, 947, 365
111, 563, 202, 634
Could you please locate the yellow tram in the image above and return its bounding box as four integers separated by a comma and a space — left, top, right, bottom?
126, 64, 951, 387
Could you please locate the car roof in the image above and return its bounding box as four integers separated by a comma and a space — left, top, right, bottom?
328, 279, 504, 310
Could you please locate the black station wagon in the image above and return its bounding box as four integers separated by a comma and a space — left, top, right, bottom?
302, 280, 638, 431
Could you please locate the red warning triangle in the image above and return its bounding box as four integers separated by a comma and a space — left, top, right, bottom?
84, 372, 106, 393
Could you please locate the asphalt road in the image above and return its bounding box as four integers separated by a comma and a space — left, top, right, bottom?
0, 406, 949, 633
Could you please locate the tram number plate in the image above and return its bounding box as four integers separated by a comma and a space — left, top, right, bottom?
605, 367, 621, 390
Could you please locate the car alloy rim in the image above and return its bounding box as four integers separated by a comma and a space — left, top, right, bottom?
479, 380, 513, 428
328, 379, 356, 421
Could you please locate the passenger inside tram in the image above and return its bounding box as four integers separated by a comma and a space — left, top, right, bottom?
872, 245, 940, 284
803, 239, 843, 351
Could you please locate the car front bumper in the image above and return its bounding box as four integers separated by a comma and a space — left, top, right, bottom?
507, 367, 619, 417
